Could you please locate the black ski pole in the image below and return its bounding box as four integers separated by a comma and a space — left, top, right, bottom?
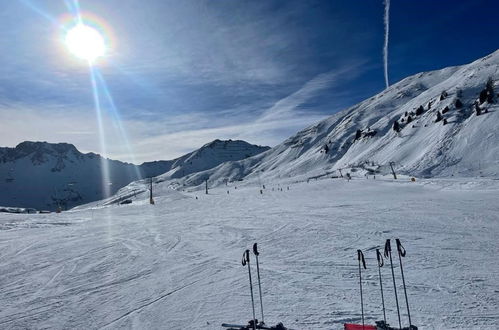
253, 243, 265, 325
376, 249, 387, 326
384, 239, 402, 329
357, 249, 367, 330
396, 239, 412, 328
242, 249, 257, 330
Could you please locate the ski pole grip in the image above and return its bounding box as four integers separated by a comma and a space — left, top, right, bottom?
396, 239, 406, 257
242, 249, 250, 266
253, 243, 259, 256
357, 249, 366, 269
384, 239, 391, 257
376, 249, 384, 267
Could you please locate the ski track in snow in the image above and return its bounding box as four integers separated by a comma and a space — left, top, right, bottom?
0, 178, 498, 329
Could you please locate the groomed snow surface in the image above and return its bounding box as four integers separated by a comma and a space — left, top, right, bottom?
1, 177, 498, 329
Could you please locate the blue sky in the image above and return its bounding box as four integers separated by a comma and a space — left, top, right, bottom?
0, 0, 498, 162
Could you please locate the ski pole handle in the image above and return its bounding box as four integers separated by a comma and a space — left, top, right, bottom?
396, 239, 406, 257
376, 249, 384, 267
253, 243, 259, 256
384, 239, 391, 257
242, 249, 250, 266
357, 249, 366, 269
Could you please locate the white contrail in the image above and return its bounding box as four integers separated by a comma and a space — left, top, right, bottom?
383, 0, 390, 88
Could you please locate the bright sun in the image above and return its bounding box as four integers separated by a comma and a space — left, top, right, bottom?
65, 24, 106, 63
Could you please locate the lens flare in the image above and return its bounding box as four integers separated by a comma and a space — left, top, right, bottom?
60, 11, 114, 65
57, 4, 140, 199
65, 24, 105, 62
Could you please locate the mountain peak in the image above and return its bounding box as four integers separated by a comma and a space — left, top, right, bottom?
203, 139, 260, 148
15, 141, 79, 155
0, 141, 82, 165
157, 139, 270, 180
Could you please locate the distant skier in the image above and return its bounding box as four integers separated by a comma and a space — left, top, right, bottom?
324, 144, 329, 154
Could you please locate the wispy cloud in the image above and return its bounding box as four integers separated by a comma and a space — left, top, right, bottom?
0, 60, 367, 163
0, 101, 321, 163
256, 61, 366, 123
100, 1, 300, 86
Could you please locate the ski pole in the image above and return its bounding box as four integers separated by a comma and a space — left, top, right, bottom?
384, 239, 402, 329
376, 249, 387, 325
357, 249, 366, 330
242, 249, 257, 330
396, 239, 412, 327
253, 243, 265, 325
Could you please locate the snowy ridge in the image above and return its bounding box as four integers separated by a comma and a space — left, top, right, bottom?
158, 139, 270, 180
170, 50, 499, 190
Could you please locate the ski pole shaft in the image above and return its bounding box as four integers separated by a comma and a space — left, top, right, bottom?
357, 250, 366, 330
359, 261, 364, 329
255, 255, 264, 323
253, 243, 265, 324
396, 239, 412, 327
385, 239, 402, 329
376, 249, 387, 325
242, 249, 257, 330
390, 252, 401, 329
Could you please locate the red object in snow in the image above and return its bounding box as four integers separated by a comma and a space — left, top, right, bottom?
344, 323, 377, 330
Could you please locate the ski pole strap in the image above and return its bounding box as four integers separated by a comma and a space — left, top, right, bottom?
384, 239, 391, 257
376, 249, 384, 267
396, 239, 406, 257
253, 243, 259, 256
242, 249, 250, 266
357, 249, 366, 269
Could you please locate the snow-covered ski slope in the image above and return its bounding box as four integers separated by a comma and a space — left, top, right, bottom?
171, 50, 499, 190
1, 177, 498, 329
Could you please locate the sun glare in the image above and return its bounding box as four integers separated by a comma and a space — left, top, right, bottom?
65, 24, 106, 63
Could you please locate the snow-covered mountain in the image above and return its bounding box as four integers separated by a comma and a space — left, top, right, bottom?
158, 139, 270, 180
5, 51, 499, 209
170, 50, 499, 189
0, 142, 163, 210
0, 140, 269, 210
